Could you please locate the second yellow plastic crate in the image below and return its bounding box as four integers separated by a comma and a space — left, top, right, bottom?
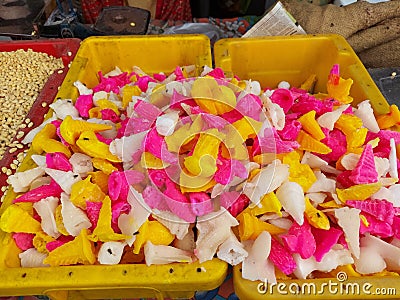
0, 35, 228, 300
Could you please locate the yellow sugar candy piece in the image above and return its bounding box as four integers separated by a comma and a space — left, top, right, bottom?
297, 130, 332, 154
184, 129, 223, 177
327, 76, 353, 104
60, 115, 112, 146
92, 157, 118, 175
237, 213, 285, 241
298, 110, 325, 141
122, 85, 141, 109
141, 151, 167, 169
33, 231, 55, 254
336, 183, 382, 203
346, 128, 368, 151
133, 220, 174, 254
70, 176, 105, 209
88, 107, 102, 119
88, 171, 109, 194
31, 123, 71, 157
318, 200, 342, 209
283, 151, 317, 192
0, 204, 41, 233
180, 172, 216, 193
55, 205, 69, 236
304, 197, 330, 230
231, 117, 263, 141
89, 196, 129, 242
191, 77, 236, 115
249, 192, 282, 217
44, 229, 96, 266
335, 114, 363, 137
376, 105, 400, 129
300, 74, 317, 93
96, 99, 120, 115
76, 131, 121, 163
165, 115, 203, 153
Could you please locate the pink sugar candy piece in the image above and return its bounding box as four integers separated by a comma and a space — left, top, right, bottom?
291, 94, 334, 116
170, 90, 197, 109
12, 232, 34, 251
220, 191, 250, 217
392, 216, 400, 239
14, 179, 62, 203
253, 128, 299, 155
336, 170, 355, 189
75, 94, 93, 118
52, 120, 69, 146
86, 200, 103, 229
45, 152, 72, 172
281, 220, 316, 259
312, 226, 343, 262
205, 67, 225, 79
142, 185, 170, 211
163, 179, 196, 223
349, 144, 378, 184
111, 201, 131, 225
343, 105, 354, 115
135, 75, 156, 92
108, 170, 145, 202
190, 192, 214, 217
214, 156, 247, 185
270, 88, 294, 113
318, 129, 347, 163
360, 212, 393, 238
46, 235, 74, 252
220, 109, 243, 124
144, 128, 177, 164
95, 133, 112, 145
153, 73, 167, 82
94, 71, 131, 93
269, 237, 297, 275
201, 113, 228, 130
101, 109, 120, 123
174, 66, 186, 81
346, 198, 394, 224
278, 119, 302, 141
337, 233, 349, 249
134, 100, 162, 122
236, 94, 262, 121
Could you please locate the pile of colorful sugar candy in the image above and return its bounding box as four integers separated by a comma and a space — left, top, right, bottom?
2, 63, 400, 282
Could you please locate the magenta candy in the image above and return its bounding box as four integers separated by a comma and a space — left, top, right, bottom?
95, 133, 112, 145
12, 232, 34, 251
170, 90, 196, 109
291, 94, 334, 116
101, 109, 120, 123
347, 199, 394, 224
86, 201, 103, 229
94, 71, 131, 94
201, 113, 228, 130
153, 73, 167, 82
148, 169, 168, 188
205, 67, 225, 79
336, 170, 354, 189
75, 94, 93, 118
278, 119, 302, 141
219, 191, 251, 217
220, 109, 243, 124
190, 192, 213, 216
318, 129, 347, 163
174, 66, 185, 81
281, 220, 316, 259
269, 237, 297, 275
312, 226, 343, 262
360, 212, 393, 238
254, 128, 299, 155
136, 75, 156, 92
392, 216, 400, 239
214, 156, 234, 185
144, 128, 177, 164
45, 152, 73, 172
142, 185, 170, 211
108, 170, 145, 202
46, 235, 74, 252
270, 88, 294, 113
163, 179, 196, 223
349, 144, 378, 184
236, 94, 262, 121
134, 100, 162, 122
13, 179, 63, 203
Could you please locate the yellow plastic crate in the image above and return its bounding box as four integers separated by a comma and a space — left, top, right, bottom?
0, 35, 228, 300
214, 34, 395, 299
214, 34, 390, 115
